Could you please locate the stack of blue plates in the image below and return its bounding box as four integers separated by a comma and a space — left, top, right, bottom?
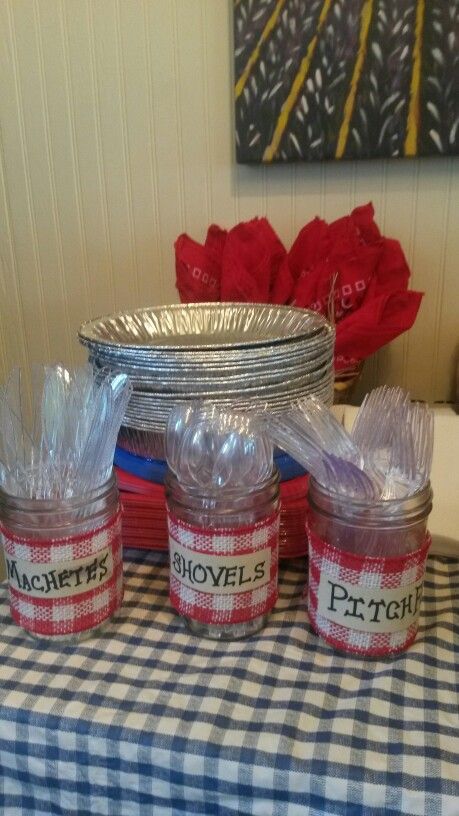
114, 446, 306, 485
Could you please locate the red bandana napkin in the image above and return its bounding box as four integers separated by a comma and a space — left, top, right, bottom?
175, 203, 423, 371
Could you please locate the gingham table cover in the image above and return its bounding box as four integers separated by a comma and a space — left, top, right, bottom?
0, 551, 457, 816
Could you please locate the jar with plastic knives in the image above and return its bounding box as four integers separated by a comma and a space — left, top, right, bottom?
165, 405, 280, 640
0, 475, 123, 640
0, 364, 132, 640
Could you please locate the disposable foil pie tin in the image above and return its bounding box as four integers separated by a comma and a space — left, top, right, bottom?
79, 303, 335, 434
79, 302, 332, 351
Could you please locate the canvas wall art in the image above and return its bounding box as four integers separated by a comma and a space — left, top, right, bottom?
234, 0, 459, 163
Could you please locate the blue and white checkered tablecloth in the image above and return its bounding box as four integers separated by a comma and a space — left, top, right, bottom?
0, 551, 458, 816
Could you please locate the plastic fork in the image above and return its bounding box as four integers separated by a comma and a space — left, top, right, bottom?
381, 411, 417, 499
408, 401, 434, 491
351, 386, 411, 492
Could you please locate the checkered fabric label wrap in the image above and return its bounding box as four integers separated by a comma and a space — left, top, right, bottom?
307, 529, 432, 657
167, 510, 280, 624
1, 511, 123, 637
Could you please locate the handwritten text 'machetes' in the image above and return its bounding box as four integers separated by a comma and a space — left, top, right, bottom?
6, 549, 112, 599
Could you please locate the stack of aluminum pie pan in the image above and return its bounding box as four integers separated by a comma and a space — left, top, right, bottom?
79, 303, 334, 559
78, 302, 335, 454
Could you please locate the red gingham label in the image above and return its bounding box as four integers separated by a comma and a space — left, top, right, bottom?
167, 510, 280, 625
306, 528, 432, 657
1, 512, 123, 638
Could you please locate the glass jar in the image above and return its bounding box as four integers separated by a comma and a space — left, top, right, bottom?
0, 474, 123, 641
306, 478, 433, 657
165, 469, 280, 640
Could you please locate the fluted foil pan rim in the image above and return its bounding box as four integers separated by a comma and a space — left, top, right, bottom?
79, 302, 333, 352
125, 367, 333, 400
122, 377, 334, 418
83, 336, 334, 368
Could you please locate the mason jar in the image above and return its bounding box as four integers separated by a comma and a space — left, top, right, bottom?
165, 469, 280, 640
0, 474, 123, 641
306, 478, 433, 657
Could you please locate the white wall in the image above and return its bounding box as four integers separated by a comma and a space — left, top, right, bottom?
0, 0, 458, 402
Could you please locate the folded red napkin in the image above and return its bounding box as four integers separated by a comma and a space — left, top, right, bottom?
174, 225, 226, 302
175, 203, 423, 371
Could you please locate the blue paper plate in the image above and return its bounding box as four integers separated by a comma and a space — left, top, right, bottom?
114, 447, 168, 483
274, 452, 307, 481
114, 446, 307, 485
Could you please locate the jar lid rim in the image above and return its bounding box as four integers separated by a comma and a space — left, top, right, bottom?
0, 472, 117, 511
309, 476, 433, 519
165, 467, 279, 496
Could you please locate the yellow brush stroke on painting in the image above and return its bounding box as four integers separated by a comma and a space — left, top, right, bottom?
262, 0, 333, 162
234, 0, 287, 100
335, 0, 373, 159
405, 0, 425, 155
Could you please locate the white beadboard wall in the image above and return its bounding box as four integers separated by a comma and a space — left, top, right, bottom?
0, 0, 458, 402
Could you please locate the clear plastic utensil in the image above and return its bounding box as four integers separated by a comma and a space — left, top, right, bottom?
381, 402, 429, 500
380, 418, 415, 500
245, 432, 273, 486
351, 386, 410, 487
211, 430, 242, 488
351, 386, 408, 448
166, 403, 204, 478
323, 453, 377, 501
408, 401, 434, 491
210, 428, 272, 489
179, 420, 217, 487
0, 364, 132, 499
90, 381, 114, 489
1, 369, 29, 482
72, 373, 111, 494
0, 382, 32, 495
265, 414, 330, 486
97, 373, 132, 484
351, 387, 434, 499
290, 396, 363, 465
42, 367, 65, 462
72, 364, 100, 454
266, 411, 377, 500
166, 405, 274, 490
0, 384, 20, 483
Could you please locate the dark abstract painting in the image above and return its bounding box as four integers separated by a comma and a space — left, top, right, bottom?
234, 0, 459, 162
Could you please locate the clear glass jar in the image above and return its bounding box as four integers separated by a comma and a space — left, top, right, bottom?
0, 474, 123, 641
306, 478, 433, 657
165, 469, 280, 640
308, 479, 433, 557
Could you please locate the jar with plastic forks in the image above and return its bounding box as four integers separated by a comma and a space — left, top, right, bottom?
165, 469, 280, 640
306, 478, 433, 657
